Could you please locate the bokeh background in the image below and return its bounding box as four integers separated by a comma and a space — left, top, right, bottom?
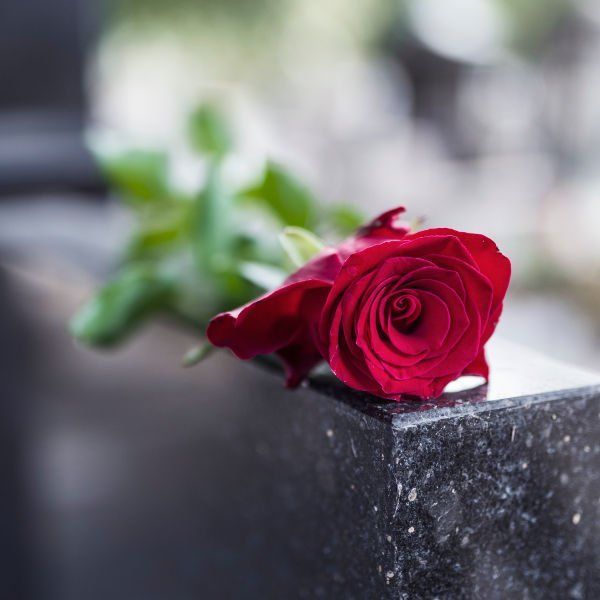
0, 0, 599, 597
2, 0, 600, 365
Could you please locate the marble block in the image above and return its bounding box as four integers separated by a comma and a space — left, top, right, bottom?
304, 339, 600, 599
17, 309, 600, 599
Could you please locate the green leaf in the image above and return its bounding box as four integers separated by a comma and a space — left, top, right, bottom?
238, 261, 287, 290
98, 149, 169, 205
190, 163, 232, 273
324, 203, 364, 237
126, 203, 189, 260
188, 103, 233, 158
181, 342, 215, 367
70, 265, 173, 347
240, 162, 317, 228
279, 226, 325, 268
126, 224, 182, 260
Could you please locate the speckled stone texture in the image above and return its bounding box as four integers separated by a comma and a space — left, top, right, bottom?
10, 283, 600, 600
292, 342, 600, 599
374, 390, 600, 599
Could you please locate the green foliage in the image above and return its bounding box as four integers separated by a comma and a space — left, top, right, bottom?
188, 104, 233, 158
125, 202, 189, 260
238, 261, 287, 290
190, 163, 232, 271
240, 162, 317, 229
181, 342, 215, 367
73, 101, 364, 352
279, 226, 325, 268
324, 203, 365, 237
70, 265, 173, 346
100, 149, 170, 205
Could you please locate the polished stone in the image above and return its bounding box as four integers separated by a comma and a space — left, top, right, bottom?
304, 340, 600, 598
3, 271, 600, 599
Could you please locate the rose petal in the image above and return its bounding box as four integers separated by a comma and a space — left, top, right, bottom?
408, 228, 510, 342
461, 348, 490, 379
207, 279, 332, 387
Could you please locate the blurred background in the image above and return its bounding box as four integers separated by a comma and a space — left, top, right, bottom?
1, 0, 599, 597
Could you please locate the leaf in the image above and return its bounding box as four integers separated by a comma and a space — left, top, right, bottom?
188, 103, 233, 158
189, 164, 256, 307
240, 162, 317, 228
181, 342, 215, 367
98, 149, 169, 205
70, 265, 173, 347
126, 224, 182, 260
279, 226, 325, 268
324, 203, 364, 237
126, 204, 189, 260
238, 261, 287, 290
190, 163, 232, 273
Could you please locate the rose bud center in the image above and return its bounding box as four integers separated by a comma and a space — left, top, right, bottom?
390, 291, 422, 332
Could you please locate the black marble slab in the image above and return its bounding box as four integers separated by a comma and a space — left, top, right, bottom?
2, 271, 600, 599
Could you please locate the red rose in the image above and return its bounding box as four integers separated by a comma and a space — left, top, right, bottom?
207, 207, 510, 400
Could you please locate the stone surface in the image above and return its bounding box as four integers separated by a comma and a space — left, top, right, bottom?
2, 271, 600, 599
306, 341, 600, 599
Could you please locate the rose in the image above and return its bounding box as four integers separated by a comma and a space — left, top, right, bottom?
206, 208, 411, 386
207, 207, 510, 400
318, 222, 511, 399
